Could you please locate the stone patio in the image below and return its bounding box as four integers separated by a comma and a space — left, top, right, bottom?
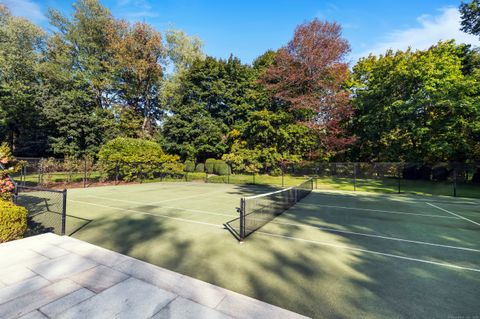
0, 233, 309, 319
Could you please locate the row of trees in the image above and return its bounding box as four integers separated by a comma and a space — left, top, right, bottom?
1, 0, 479, 168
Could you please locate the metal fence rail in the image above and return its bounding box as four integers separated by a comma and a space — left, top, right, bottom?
14, 185, 67, 235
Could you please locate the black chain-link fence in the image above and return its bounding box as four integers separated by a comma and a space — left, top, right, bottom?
14, 185, 67, 235
12, 158, 480, 199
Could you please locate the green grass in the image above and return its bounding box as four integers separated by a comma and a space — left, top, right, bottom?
53, 182, 480, 318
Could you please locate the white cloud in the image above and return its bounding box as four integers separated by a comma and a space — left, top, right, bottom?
352, 7, 479, 62
1, 0, 45, 23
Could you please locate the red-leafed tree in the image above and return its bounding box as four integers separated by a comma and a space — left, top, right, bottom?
261, 19, 354, 157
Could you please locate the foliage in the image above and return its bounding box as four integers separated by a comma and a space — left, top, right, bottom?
98, 137, 179, 181
260, 19, 354, 157
0, 199, 28, 242
162, 55, 267, 161
349, 41, 480, 162
460, 0, 480, 37
0, 143, 22, 200
98, 137, 170, 163
0, 5, 48, 156
184, 160, 195, 172
108, 20, 164, 137
195, 163, 205, 172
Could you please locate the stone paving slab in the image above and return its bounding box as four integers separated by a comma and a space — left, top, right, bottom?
0, 266, 37, 286
0, 276, 51, 304
0, 234, 310, 319
57, 277, 176, 319
39, 288, 95, 318
152, 297, 234, 319
0, 279, 81, 318
27, 254, 98, 282
70, 265, 129, 293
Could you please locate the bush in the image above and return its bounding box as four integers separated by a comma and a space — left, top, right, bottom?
185, 161, 195, 172
213, 160, 230, 175
205, 158, 216, 174
98, 137, 165, 163
0, 199, 28, 243
0, 143, 22, 200
195, 163, 205, 173
98, 137, 180, 182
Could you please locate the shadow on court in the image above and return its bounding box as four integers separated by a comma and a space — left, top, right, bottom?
65, 183, 480, 318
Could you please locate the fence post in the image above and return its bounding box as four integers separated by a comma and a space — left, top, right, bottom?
397, 164, 401, 194
61, 189, 67, 235
353, 163, 357, 192
115, 162, 119, 185
453, 165, 457, 197
205, 171, 208, 183
83, 158, 87, 188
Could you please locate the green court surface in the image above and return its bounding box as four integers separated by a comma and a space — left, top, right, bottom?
64, 182, 480, 318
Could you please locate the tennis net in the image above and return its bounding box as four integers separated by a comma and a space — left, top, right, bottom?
238, 178, 314, 240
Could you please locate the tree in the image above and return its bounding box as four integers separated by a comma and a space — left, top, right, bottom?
108, 21, 164, 137
260, 19, 354, 158
40, 0, 117, 157
162, 56, 264, 161
349, 41, 480, 162
0, 5, 48, 156
460, 0, 480, 37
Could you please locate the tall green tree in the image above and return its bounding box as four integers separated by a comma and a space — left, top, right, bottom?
0, 5, 48, 156
40, 0, 117, 157
350, 41, 480, 162
162, 56, 264, 161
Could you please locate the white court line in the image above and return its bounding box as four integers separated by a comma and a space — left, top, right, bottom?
83, 195, 475, 251
85, 195, 237, 218
314, 204, 459, 219
69, 199, 223, 228
256, 231, 480, 273
427, 203, 480, 227
269, 218, 480, 252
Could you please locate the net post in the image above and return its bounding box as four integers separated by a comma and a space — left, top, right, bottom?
61, 189, 67, 235
239, 198, 245, 240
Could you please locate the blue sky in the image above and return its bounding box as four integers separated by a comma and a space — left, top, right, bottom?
3, 0, 479, 64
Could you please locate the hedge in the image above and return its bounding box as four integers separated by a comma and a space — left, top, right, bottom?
185, 161, 195, 172
0, 199, 28, 243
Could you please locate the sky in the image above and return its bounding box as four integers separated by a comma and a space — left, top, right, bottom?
2, 0, 479, 64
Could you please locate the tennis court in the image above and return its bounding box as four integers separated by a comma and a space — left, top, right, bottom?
62, 181, 480, 318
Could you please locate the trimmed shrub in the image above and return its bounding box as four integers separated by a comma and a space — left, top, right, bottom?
195, 163, 205, 173
0, 199, 28, 243
213, 160, 230, 175
98, 137, 180, 182
205, 158, 216, 174
185, 161, 195, 172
